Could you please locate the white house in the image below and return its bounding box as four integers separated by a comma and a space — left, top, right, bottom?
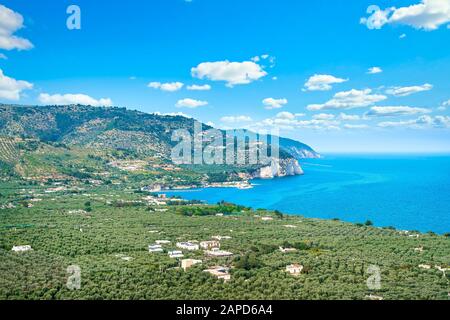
261, 217, 273, 221
168, 250, 184, 258
205, 248, 233, 257
204, 266, 231, 281
200, 240, 220, 250
286, 264, 303, 276
12, 245, 32, 252
211, 235, 231, 241
279, 247, 298, 253
155, 240, 171, 245
148, 244, 164, 253
176, 242, 200, 251
181, 259, 202, 271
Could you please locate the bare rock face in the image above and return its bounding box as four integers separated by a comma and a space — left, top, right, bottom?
254, 159, 304, 179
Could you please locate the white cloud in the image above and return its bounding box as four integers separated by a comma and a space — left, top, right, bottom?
339, 113, 361, 121
361, 1, 450, 31
175, 98, 208, 108
344, 124, 369, 129
400, 33, 407, 39
187, 84, 211, 91
313, 113, 335, 120
378, 115, 450, 128
248, 114, 341, 131
367, 67, 383, 74
0, 69, 33, 100
191, 60, 267, 87
148, 81, 184, 92
0, 53, 7, 59
275, 111, 296, 120
0, 5, 33, 50
386, 83, 433, 97
38, 93, 112, 107
220, 115, 253, 123
263, 97, 288, 110
307, 89, 387, 111
303, 74, 348, 91
438, 99, 450, 110
367, 106, 431, 117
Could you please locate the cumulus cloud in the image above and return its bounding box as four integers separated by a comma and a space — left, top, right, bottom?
367, 67, 383, 74
366, 106, 432, 117
378, 115, 450, 128
0, 5, 33, 50
187, 84, 211, 91
344, 124, 369, 129
438, 99, 450, 110
386, 83, 433, 97
263, 98, 288, 110
0, 69, 33, 100
361, 1, 450, 31
248, 113, 341, 131
175, 98, 208, 108
148, 81, 184, 92
220, 115, 253, 123
313, 113, 335, 120
339, 113, 361, 121
303, 74, 348, 91
38, 93, 113, 107
191, 60, 267, 87
307, 89, 387, 111
275, 111, 296, 120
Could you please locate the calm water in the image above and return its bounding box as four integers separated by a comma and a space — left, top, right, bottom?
166, 155, 450, 234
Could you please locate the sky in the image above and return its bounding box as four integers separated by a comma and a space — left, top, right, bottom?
0, 0, 450, 153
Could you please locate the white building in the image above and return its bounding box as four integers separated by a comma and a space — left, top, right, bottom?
155, 240, 171, 245
11, 245, 32, 252
181, 259, 202, 271
261, 217, 273, 221
200, 240, 220, 250
168, 250, 184, 259
279, 247, 298, 253
148, 244, 164, 253
204, 266, 231, 281
211, 235, 231, 241
286, 264, 303, 276
205, 248, 233, 257
176, 242, 200, 251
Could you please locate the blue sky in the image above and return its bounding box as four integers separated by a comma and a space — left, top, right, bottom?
0, 0, 449, 153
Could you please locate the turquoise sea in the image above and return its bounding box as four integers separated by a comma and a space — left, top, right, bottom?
166, 155, 450, 234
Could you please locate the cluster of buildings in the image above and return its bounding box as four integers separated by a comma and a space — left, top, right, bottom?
147, 236, 234, 280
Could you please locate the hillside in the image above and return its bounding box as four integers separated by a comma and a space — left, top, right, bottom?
0, 104, 319, 187
0, 180, 448, 300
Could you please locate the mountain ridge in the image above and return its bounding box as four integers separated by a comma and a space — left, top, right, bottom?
0, 104, 319, 186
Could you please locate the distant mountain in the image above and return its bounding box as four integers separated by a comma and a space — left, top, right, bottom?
0, 104, 319, 184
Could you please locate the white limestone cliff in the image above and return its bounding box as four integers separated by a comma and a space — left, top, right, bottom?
255, 158, 304, 179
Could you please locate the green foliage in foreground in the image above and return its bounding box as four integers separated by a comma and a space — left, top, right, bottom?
0, 181, 449, 300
